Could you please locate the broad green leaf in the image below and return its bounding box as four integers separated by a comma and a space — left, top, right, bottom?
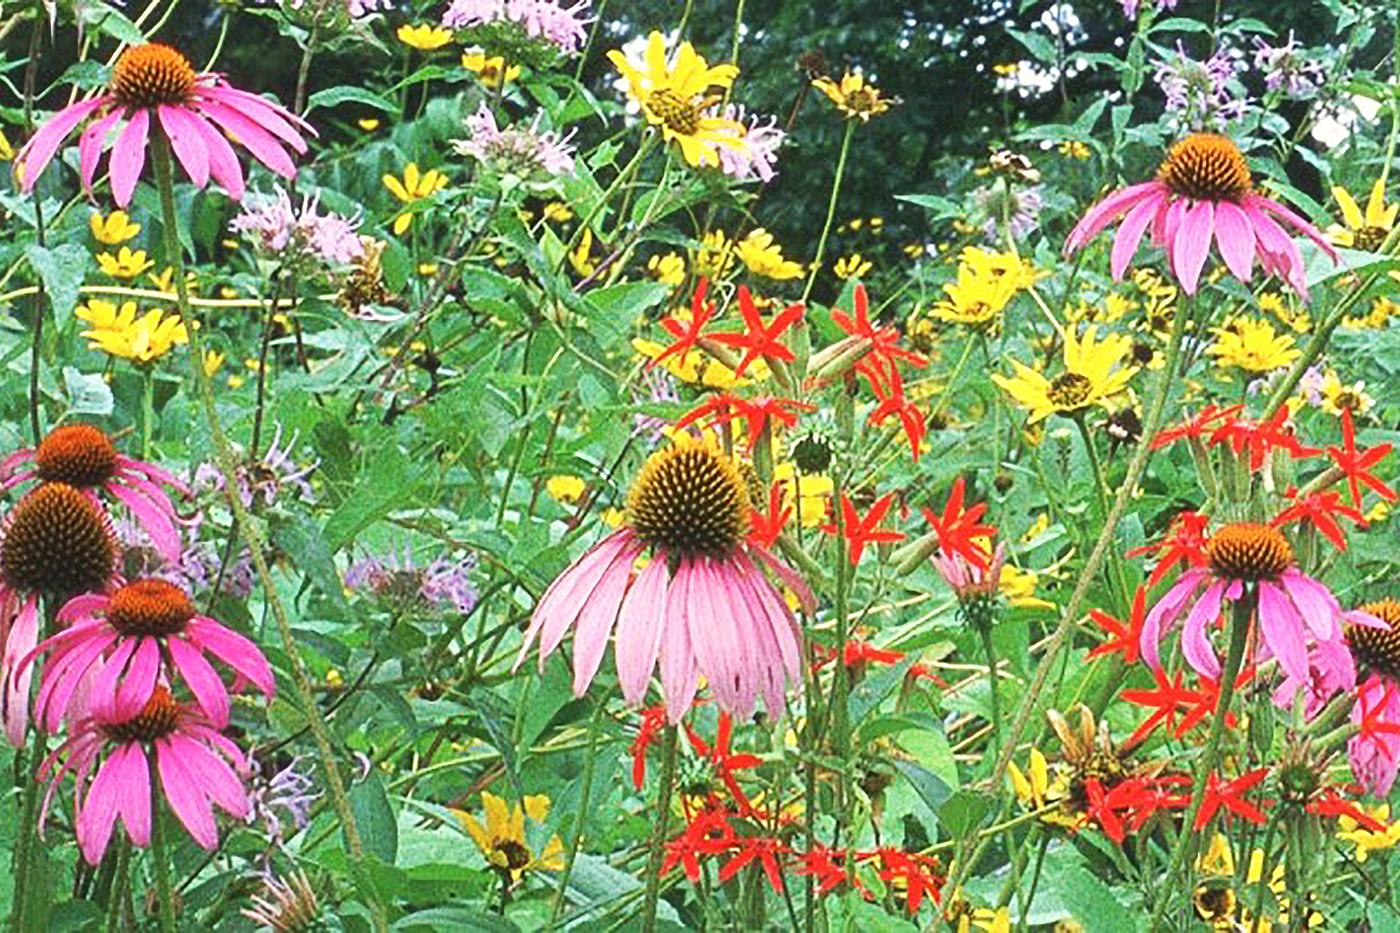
25, 244, 88, 328
349, 773, 399, 866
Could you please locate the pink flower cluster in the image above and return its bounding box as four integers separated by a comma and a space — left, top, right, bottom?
0, 424, 276, 864
231, 187, 365, 267
441, 0, 592, 54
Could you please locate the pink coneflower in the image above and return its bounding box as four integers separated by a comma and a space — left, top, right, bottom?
1, 424, 187, 562
1349, 674, 1400, 797
38, 685, 251, 865
1141, 523, 1353, 694
0, 484, 118, 744
14, 43, 313, 206
22, 578, 274, 732
516, 435, 813, 722
1065, 133, 1336, 299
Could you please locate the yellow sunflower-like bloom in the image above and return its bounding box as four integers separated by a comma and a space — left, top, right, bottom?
991, 326, 1138, 424
384, 163, 449, 234
647, 252, 686, 286
1328, 179, 1397, 251
932, 259, 1021, 328
546, 475, 585, 503
397, 24, 453, 50
90, 210, 141, 245
773, 461, 833, 528
812, 72, 895, 121
541, 201, 573, 223
461, 51, 521, 87
458, 792, 564, 879
1320, 371, 1373, 416
737, 228, 802, 280
1338, 805, 1400, 862
959, 246, 1042, 291
608, 31, 747, 168
833, 253, 872, 280
96, 247, 154, 278
76, 300, 188, 362
1206, 317, 1299, 373
694, 230, 737, 279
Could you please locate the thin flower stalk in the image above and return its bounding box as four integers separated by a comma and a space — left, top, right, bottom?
801, 119, 854, 303
147, 129, 385, 932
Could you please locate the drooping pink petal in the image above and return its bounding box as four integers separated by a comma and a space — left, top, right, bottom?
78, 110, 123, 193
515, 530, 635, 671
168, 637, 230, 727
113, 637, 161, 721
158, 104, 210, 189
112, 741, 152, 846
1279, 570, 1343, 641
83, 637, 138, 723
1140, 570, 1207, 671
1110, 195, 1162, 280
658, 571, 698, 722
567, 546, 634, 697
187, 114, 245, 200
58, 593, 112, 624
2, 595, 40, 745
1245, 193, 1339, 259
1245, 204, 1309, 299
15, 97, 107, 191
157, 737, 219, 849
613, 555, 669, 704
1064, 182, 1165, 252
36, 629, 116, 731
185, 618, 275, 697
76, 744, 127, 864
1212, 200, 1256, 283
1173, 200, 1215, 294
691, 560, 746, 716
109, 108, 151, 207
1180, 578, 1226, 679
169, 732, 248, 818
1257, 581, 1307, 682
749, 546, 815, 615
110, 482, 182, 563
196, 100, 297, 177
197, 85, 313, 149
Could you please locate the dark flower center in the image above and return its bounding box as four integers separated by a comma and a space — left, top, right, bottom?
494, 839, 532, 871
647, 89, 702, 136
1347, 598, 1400, 680
110, 44, 197, 109
107, 579, 196, 637
1354, 226, 1388, 251
1157, 134, 1252, 202
36, 424, 118, 487
626, 440, 750, 559
1205, 523, 1293, 580
1, 483, 115, 594
1048, 372, 1093, 408
1193, 885, 1236, 923
103, 685, 180, 743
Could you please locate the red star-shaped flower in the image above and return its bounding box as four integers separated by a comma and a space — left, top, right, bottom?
1211, 405, 1320, 472
831, 283, 928, 371
1271, 486, 1368, 550
865, 848, 944, 914
673, 393, 816, 453
920, 476, 996, 571
1194, 768, 1268, 830
748, 482, 791, 550
718, 834, 788, 893
1087, 585, 1148, 666
859, 357, 927, 462
824, 492, 905, 566
707, 285, 804, 377
1328, 408, 1397, 508
1150, 403, 1243, 450
1122, 667, 1205, 746
650, 277, 716, 370
1126, 510, 1210, 588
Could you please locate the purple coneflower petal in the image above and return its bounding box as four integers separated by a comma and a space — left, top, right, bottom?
1246, 193, 1338, 258
567, 545, 633, 697
1064, 182, 1163, 252
1212, 200, 1256, 282
1279, 570, 1342, 640
110, 108, 151, 207
169, 636, 230, 727
159, 104, 210, 189
110, 482, 182, 562
1111, 196, 1161, 279
1258, 580, 1307, 682
658, 574, 698, 723
2, 594, 40, 745
188, 114, 245, 201
186, 617, 276, 697
157, 736, 218, 849
1140, 569, 1205, 671
201, 85, 314, 149
197, 100, 297, 177
78, 110, 123, 192
171, 732, 248, 818
76, 744, 127, 864
113, 637, 162, 721
112, 742, 152, 846
517, 530, 633, 671
15, 97, 106, 190
1174, 199, 1215, 294
1181, 579, 1226, 678
750, 546, 815, 615
613, 556, 668, 704
1245, 204, 1309, 299
37, 629, 116, 730
84, 638, 138, 722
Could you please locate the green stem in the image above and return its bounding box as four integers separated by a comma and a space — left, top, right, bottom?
977, 619, 1001, 758
1148, 591, 1253, 929
140, 366, 155, 461
148, 128, 385, 931
149, 757, 177, 933
929, 332, 977, 422
550, 700, 604, 924
801, 120, 855, 303
640, 726, 678, 932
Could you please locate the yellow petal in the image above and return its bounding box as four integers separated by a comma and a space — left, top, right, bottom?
1333, 185, 1363, 230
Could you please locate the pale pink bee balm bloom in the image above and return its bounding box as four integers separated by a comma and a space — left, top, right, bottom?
516, 436, 813, 722
15, 43, 313, 205
1065, 133, 1336, 299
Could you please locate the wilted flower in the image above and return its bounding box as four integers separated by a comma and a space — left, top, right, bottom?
1254, 33, 1325, 99
1155, 42, 1244, 129
193, 426, 317, 509
345, 549, 478, 614
716, 104, 784, 182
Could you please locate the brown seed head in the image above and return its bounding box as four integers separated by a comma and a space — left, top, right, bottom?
626, 438, 750, 559
103, 685, 180, 744
1347, 598, 1400, 681
35, 425, 118, 488
1, 483, 116, 594
1157, 133, 1252, 202
107, 579, 196, 637
1205, 523, 1293, 581
110, 44, 197, 109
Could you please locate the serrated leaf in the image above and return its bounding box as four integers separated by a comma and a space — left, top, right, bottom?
306, 86, 396, 115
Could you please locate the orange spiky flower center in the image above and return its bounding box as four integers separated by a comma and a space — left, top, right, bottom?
626, 439, 750, 559
1157, 134, 1252, 203
36, 425, 119, 488
107, 579, 196, 637
110, 44, 197, 109
1, 483, 115, 594
103, 685, 180, 744
1347, 598, 1400, 681
1205, 523, 1293, 581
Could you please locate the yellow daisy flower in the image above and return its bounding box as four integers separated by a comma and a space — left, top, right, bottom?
458, 792, 564, 879
461, 51, 521, 87
1206, 317, 1299, 373
833, 253, 872, 279
812, 72, 895, 121
569, 227, 597, 277
1328, 179, 1397, 251
932, 259, 1020, 328
96, 247, 154, 278
541, 201, 573, 223
357, 118, 381, 132
991, 325, 1138, 423
203, 351, 225, 377
607, 31, 747, 168
959, 246, 1042, 290
546, 475, 586, 503
89, 210, 141, 245
397, 24, 453, 50
383, 163, 448, 235
76, 300, 188, 362
737, 228, 802, 279
773, 461, 833, 528
1059, 140, 1091, 160
647, 252, 686, 286
694, 230, 737, 279
1320, 371, 1374, 416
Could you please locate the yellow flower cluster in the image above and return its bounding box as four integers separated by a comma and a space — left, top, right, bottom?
76, 300, 188, 363
932, 247, 1038, 329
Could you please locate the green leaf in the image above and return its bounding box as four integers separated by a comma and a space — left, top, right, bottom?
349, 772, 399, 866
566, 854, 682, 925
848, 655, 916, 725
937, 789, 992, 837
25, 244, 88, 328
306, 86, 397, 115
272, 514, 351, 619
80, 4, 145, 45
891, 760, 952, 813
1050, 864, 1137, 930
1006, 27, 1056, 65
394, 908, 521, 932
323, 442, 426, 552
61, 368, 113, 417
